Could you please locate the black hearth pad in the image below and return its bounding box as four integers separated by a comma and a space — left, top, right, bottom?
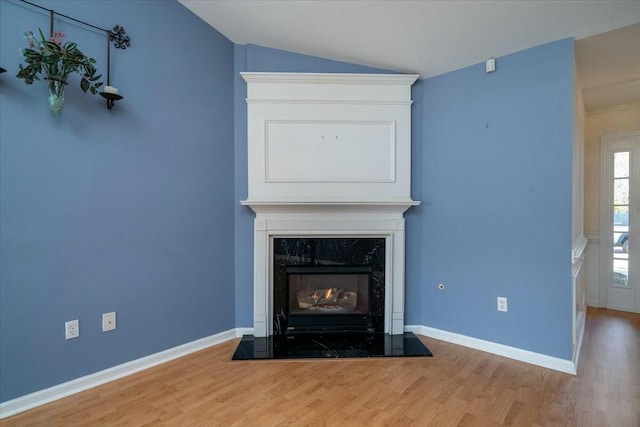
231, 332, 432, 360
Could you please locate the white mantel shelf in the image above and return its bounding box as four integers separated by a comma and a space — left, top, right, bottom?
241, 199, 420, 211
241, 199, 420, 205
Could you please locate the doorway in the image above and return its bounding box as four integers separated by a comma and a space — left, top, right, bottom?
600, 132, 640, 313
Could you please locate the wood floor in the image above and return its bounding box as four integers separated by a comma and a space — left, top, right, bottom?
2, 307, 639, 426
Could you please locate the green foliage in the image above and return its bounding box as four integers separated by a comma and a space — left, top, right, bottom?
16, 29, 102, 95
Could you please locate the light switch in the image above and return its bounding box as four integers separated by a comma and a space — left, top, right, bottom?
486, 58, 496, 73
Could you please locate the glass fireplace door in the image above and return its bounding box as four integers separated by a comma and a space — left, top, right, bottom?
285, 265, 373, 333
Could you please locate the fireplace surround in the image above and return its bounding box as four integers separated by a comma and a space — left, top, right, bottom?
241, 73, 420, 337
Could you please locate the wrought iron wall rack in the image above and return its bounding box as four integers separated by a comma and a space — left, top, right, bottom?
19, 0, 131, 109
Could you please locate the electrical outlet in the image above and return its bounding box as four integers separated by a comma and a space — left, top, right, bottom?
102, 312, 116, 332
497, 297, 508, 312
65, 319, 79, 340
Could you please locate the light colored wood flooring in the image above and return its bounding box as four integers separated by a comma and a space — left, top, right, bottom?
1, 307, 639, 426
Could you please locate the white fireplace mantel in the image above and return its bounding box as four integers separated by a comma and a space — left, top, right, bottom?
241, 72, 420, 337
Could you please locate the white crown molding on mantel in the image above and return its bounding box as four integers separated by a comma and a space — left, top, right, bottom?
241, 72, 420, 86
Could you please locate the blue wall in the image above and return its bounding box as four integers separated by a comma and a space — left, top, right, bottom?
418, 39, 575, 359
231, 40, 575, 359
0, 0, 235, 401
232, 44, 395, 327
1, 0, 577, 403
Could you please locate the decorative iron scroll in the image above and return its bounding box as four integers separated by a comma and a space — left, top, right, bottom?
109, 26, 130, 49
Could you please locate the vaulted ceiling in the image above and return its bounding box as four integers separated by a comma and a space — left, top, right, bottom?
180, 1, 640, 111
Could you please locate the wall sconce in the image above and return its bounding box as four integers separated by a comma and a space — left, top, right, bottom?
99, 29, 124, 110
0, 67, 6, 73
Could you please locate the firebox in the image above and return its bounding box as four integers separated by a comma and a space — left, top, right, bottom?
285, 265, 373, 333
272, 237, 385, 335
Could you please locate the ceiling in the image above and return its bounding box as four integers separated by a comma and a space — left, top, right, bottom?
179, 1, 640, 111
575, 23, 640, 111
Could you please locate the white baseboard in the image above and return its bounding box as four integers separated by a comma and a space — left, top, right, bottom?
1, 324, 576, 419
405, 325, 576, 375
235, 327, 254, 337
573, 315, 586, 370
586, 298, 602, 308
602, 304, 639, 313
0, 328, 241, 419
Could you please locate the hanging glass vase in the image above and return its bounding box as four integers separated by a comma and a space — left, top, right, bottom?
46, 75, 68, 116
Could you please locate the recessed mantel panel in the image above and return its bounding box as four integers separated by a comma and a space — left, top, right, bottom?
265, 120, 395, 183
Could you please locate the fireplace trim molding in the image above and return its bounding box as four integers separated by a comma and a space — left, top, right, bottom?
240, 73, 420, 337
242, 202, 415, 337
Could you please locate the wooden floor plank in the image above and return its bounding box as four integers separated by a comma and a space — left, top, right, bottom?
1, 307, 639, 426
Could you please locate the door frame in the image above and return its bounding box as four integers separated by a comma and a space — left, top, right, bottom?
599, 131, 640, 312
